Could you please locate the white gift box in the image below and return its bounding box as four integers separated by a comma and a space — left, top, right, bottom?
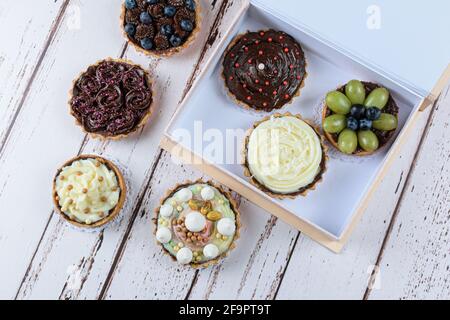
161, 0, 450, 252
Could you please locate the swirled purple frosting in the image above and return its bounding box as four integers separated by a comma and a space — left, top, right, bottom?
70, 60, 152, 136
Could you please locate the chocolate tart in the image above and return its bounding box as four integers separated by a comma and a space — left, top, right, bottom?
222, 30, 307, 112
121, 0, 201, 57
69, 58, 154, 140
242, 113, 327, 199
154, 180, 240, 268
52, 155, 127, 229
322, 82, 399, 156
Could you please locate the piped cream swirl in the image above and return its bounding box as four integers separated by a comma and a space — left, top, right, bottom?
55, 158, 120, 224
247, 116, 322, 194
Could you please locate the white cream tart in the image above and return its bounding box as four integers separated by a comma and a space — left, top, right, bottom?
246, 115, 323, 195
55, 158, 120, 225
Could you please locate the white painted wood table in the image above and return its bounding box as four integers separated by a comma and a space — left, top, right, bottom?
0, 0, 449, 300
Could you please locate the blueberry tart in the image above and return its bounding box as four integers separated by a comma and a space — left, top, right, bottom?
69, 58, 154, 139
155, 181, 240, 268
52, 155, 127, 229
121, 0, 200, 56
322, 80, 399, 156
223, 30, 307, 112
243, 113, 327, 199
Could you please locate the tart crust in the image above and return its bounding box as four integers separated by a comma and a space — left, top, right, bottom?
120, 0, 202, 57
52, 154, 127, 229
222, 30, 308, 113
322, 82, 399, 156
242, 112, 328, 199
154, 180, 241, 269
68, 57, 154, 140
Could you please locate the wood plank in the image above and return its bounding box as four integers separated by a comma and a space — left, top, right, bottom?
15, 0, 243, 300
0, 0, 68, 150
368, 85, 450, 300
0, 0, 128, 299
273, 107, 436, 299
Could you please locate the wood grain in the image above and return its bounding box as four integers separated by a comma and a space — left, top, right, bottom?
367, 86, 450, 300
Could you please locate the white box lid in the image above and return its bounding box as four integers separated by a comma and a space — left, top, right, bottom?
252, 0, 450, 98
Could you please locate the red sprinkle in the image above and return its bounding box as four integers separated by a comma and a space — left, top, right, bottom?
289, 64, 294, 69
244, 47, 249, 52
284, 48, 289, 53
229, 76, 234, 80
255, 79, 260, 84
255, 40, 260, 44
247, 96, 252, 101
231, 53, 235, 57
296, 75, 302, 80
274, 70, 278, 74
247, 59, 252, 64
285, 94, 290, 99
265, 81, 270, 86
258, 50, 263, 55
235, 63, 240, 68
258, 88, 263, 93
260, 31, 265, 36
243, 83, 247, 88
268, 37, 273, 42
273, 90, 277, 95
283, 81, 288, 85
263, 102, 268, 107
279, 35, 284, 40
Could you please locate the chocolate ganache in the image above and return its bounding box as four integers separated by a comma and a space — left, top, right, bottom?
70, 60, 153, 137
223, 30, 306, 112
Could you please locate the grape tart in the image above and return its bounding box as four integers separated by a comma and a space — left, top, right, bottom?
52, 155, 127, 229
322, 80, 399, 156
222, 30, 307, 112
69, 58, 154, 140
154, 181, 240, 268
242, 113, 327, 199
121, 0, 201, 56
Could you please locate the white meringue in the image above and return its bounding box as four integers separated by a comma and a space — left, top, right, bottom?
217, 218, 235, 236
175, 188, 193, 202
156, 227, 171, 244
185, 211, 206, 232
159, 204, 174, 218
176, 247, 193, 264
203, 244, 219, 259
200, 186, 215, 201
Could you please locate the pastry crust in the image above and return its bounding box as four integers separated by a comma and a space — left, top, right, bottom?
154, 179, 241, 269
68, 57, 154, 140
120, 0, 202, 57
221, 30, 308, 113
52, 154, 127, 229
242, 112, 328, 199
321, 82, 399, 156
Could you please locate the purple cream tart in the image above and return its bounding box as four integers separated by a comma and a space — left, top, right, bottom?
69, 59, 153, 139
223, 30, 307, 112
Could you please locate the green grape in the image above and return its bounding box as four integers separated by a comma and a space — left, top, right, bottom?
338, 129, 358, 154
364, 87, 389, 109
345, 80, 366, 104
372, 113, 398, 131
323, 114, 346, 133
326, 91, 351, 115
358, 130, 379, 152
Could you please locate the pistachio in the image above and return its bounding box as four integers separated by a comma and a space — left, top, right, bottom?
206, 211, 221, 221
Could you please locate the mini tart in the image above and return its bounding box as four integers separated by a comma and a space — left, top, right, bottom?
243, 113, 327, 199
322, 82, 399, 156
222, 29, 307, 112
69, 58, 154, 140
154, 180, 240, 268
52, 155, 127, 229
121, 0, 201, 57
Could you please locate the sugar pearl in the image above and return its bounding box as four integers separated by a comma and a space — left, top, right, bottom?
160, 204, 174, 218
175, 188, 193, 202
203, 244, 219, 259
176, 247, 193, 264
156, 227, 171, 244
200, 186, 215, 201
185, 211, 206, 232
217, 218, 236, 236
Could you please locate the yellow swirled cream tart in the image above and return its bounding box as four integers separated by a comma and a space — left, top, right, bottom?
53, 155, 126, 228
244, 113, 326, 198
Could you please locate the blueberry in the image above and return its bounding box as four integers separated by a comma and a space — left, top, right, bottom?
180, 19, 193, 31
365, 107, 382, 121
146, 0, 158, 4
140, 12, 152, 24
350, 104, 366, 119
140, 37, 154, 50
160, 24, 174, 36
164, 6, 177, 17
125, 0, 137, 9
359, 118, 373, 131
185, 0, 196, 11
124, 23, 136, 37
347, 117, 359, 131
169, 34, 182, 47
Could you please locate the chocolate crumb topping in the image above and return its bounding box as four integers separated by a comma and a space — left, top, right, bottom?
70, 60, 153, 137
223, 30, 306, 112
122, 0, 198, 53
